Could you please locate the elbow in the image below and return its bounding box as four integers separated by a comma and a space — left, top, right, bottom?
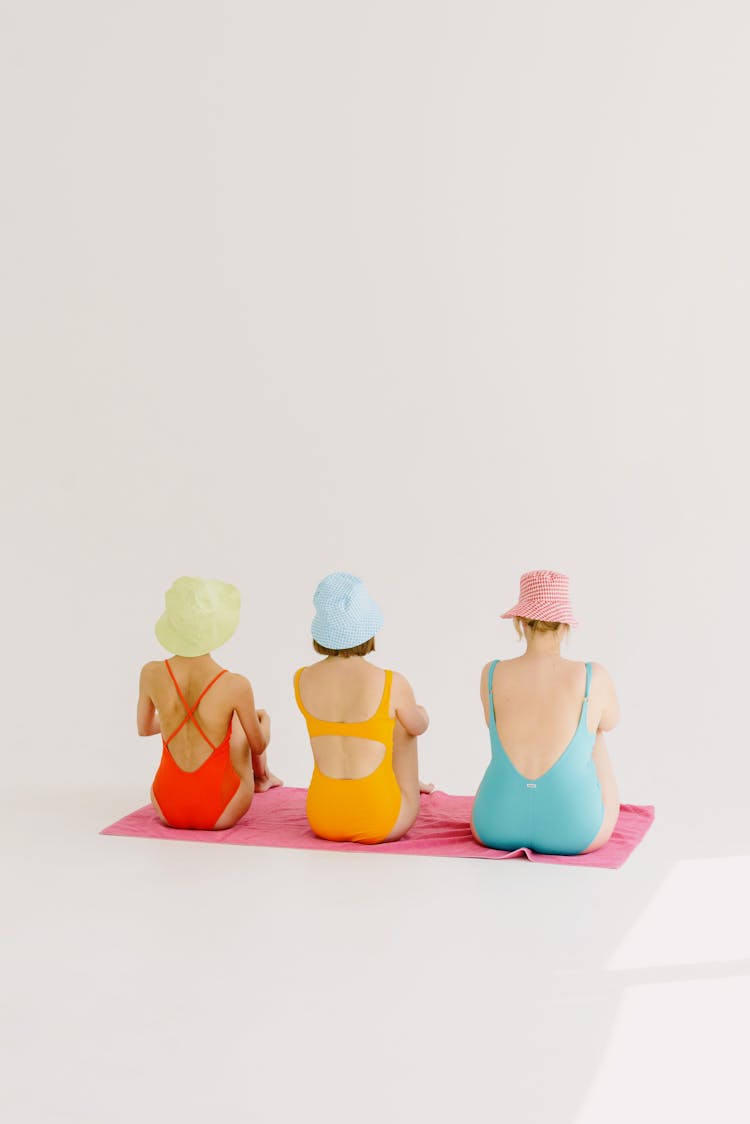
598, 715, 620, 734
402, 710, 429, 738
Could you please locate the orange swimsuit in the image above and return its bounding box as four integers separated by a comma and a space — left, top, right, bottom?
152, 661, 241, 830
294, 667, 402, 844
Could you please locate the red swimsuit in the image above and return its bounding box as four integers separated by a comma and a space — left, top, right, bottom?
152, 661, 241, 829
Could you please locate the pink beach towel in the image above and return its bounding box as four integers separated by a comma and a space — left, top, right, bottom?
101, 788, 654, 869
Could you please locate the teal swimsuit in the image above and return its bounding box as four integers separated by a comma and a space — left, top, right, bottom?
472, 660, 604, 855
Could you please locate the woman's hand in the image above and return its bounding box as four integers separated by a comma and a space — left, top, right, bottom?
250, 713, 281, 791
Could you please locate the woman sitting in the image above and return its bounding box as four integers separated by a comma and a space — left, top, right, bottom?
294, 572, 433, 845
472, 570, 620, 855
137, 576, 281, 830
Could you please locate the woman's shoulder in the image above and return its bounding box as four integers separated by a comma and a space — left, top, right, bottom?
224, 669, 252, 692
478, 656, 520, 696
362, 659, 391, 688
567, 660, 616, 698
588, 661, 617, 693
389, 668, 418, 709
139, 659, 163, 683
294, 657, 332, 680
560, 656, 606, 672
480, 654, 522, 675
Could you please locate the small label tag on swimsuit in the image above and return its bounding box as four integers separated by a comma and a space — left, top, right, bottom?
526, 783, 537, 788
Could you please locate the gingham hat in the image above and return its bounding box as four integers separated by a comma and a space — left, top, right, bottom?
501, 570, 578, 626
311, 572, 384, 649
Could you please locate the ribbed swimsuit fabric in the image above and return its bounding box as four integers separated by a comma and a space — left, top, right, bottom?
294, 667, 402, 845
151, 661, 241, 830
472, 660, 604, 855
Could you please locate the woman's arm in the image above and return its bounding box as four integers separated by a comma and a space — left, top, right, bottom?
593, 664, 621, 732
137, 664, 161, 736
479, 662, 492, 726
392, 672, 429, 736
232, 676, 270, 755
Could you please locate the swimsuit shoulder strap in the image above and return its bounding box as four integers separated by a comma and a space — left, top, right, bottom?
163, 660, 192, 745
376, 669, 393, 718
166, 661, 227, 712
165, 659, 191, 711
192, 669, 227, 709
293, 667, 309, 716
584, 661, 592, 702
163, 660, 223, 751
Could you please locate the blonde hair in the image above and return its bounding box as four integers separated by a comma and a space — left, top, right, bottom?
513, 617, 570, 640
313, 636, 376, 658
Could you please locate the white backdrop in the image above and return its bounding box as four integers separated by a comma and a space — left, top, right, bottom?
2, 2, 748, 855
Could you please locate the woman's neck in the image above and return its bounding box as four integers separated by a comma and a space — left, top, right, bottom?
523, 631, 563, 658
168, 652, 216, 669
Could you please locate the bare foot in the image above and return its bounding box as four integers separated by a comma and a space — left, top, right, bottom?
254, 772, 284, 793
419, 779, 435, 794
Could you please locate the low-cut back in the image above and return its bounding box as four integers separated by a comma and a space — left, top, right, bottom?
473, 660, 604, 855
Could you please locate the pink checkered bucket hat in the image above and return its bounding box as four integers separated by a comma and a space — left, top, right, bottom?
501, 570, 579, 626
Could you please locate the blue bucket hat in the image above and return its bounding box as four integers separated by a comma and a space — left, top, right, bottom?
311, 572, 384, 650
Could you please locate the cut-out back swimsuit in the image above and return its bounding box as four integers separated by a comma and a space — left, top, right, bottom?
294, 667, 402, 845
472, 660, 604, 855
152, 660, 241, 830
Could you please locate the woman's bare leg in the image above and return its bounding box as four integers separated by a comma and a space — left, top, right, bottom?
383, 721, 421, 842
212, 718, 255, 829
213, 776, 254, 830
581, 731, 620, 853
227, 716, 253, 786
251, 748, 283, 792
150, 786, 168, 825
227, 715, 282, 793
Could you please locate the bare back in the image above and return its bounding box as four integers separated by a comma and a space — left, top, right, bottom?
142, 659, 241, 773
481, 656, 606, 781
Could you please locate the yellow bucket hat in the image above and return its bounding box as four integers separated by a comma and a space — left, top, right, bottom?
155, 576, 241, 657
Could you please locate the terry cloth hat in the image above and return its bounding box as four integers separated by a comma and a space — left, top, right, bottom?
501, 570, 579, 627
155, 576, 241, 657
311, 572, 384, 650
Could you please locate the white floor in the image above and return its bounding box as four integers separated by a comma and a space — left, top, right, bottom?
2, 788, 747, 1124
